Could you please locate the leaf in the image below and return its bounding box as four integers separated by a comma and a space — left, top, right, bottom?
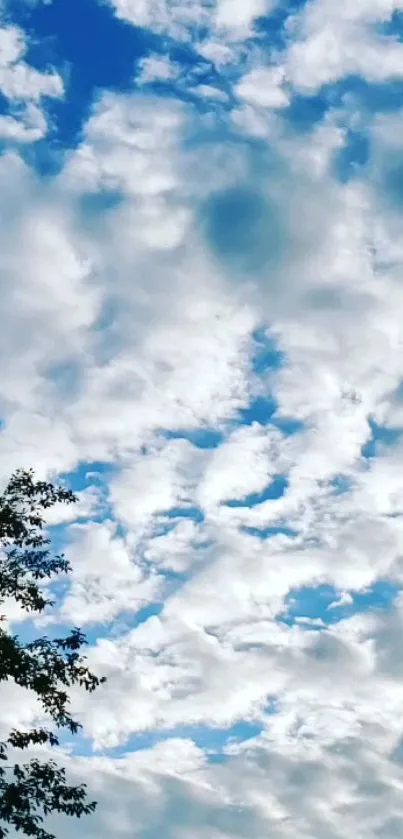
0, 470, 105, 839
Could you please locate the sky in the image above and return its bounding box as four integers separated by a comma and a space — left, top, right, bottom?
3, 0, 403, 836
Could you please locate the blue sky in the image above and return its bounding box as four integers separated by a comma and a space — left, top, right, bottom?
2, 0, 403, 837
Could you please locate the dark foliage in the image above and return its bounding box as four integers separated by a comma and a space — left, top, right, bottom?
0, 470, 105, 839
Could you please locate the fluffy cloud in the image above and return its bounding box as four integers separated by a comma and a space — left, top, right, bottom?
235, 67, 290, 109
0, 25, 62, 101
0, 24, 63, 142
284, 0, 403, 90
109, 0, 274, 38
34, 601, 403, 838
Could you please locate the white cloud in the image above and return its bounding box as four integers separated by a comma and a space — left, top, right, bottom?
197, 40, 234, 66
59, 520, 162, 625
285, 0, 403, 91
108, 0, 212, 37
43, 598, 403, 839
214, 0, 274, 35
191, 83, 229, 102
40, 725, 403, 839
110, 0, 274, 39
197, 423, 286, 510
0, 102, 47, 142
108, 439, 206, 534
108, 0, 403, 96
236, 67, 290, 109
62, 92, 186, 197
136, 54, 180, 84
0, 24, 63, 141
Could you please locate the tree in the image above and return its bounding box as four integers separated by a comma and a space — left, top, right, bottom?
0, 469, 105, 839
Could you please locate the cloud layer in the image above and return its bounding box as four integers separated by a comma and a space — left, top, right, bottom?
2, 0, 403, 837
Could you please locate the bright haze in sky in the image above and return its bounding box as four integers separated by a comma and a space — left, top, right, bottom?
2, 0, 403, 836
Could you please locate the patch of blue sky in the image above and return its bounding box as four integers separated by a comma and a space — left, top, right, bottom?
238, 396, 276, 426
60, 460, 114, 493
99, 719, 264, 760
251, 326, 284, 375
280, 580, 400, 629
282, 91, 330, 134
328, 474, 353, 496
229, 327, 303, 435
337, 75, 403, 115
281, 584, 344, 628
6, 614, 45, 645
251, 0, 311, 53
0, 90, 10, 117
162, 427, 224, 449
224, 475, 287, 509
329, 581, 400, 621
361, 418, 403, 459
165, 505, 205, 524
375, 10, 403, 39
333, 129, 370, 183
10, 0, 159, 165
241, 524, 298, 539
237, 396, 303, 436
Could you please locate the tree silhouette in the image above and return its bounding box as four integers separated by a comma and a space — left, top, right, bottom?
0, 469, 105, 839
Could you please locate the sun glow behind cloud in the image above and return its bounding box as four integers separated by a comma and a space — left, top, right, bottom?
2, 0, 403, 836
